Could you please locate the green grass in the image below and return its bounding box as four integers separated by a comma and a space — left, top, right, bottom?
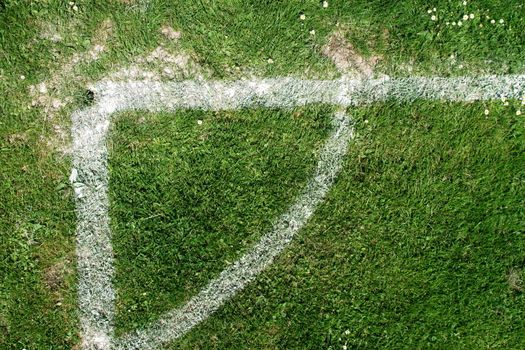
0, 101, 78, 347
109, 106, 332, 333
1, 0, 524, 348
174, 101, 525, 349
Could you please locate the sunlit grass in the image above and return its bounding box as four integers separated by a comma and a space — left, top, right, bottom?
1, 0, 524, 348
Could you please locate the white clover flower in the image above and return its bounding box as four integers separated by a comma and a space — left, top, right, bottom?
504, 101, 510, 106
309, 29, 316, 35
517, 110, 522, 116
452, 21, 457, 26
484, 109, 489, 115
344, 329, 350, 335
427, 9, 433, 14
433, 8, 437, 12
463, 15, 469, 21
458, 20, 463, 26
431, 15, 437, 21
479, 24, 483, 28
197, 120, 203, 125
469, 13, 474, 19
73, 5, 78, 11
491, 19, 496, 24
323, 1, 329, 8
446, 22, 450, 26
20, 75, 25, 80
499, 19, 504, 24
300, 13, 306, 20
267, 58, 274, 64
463, 1, 467, 5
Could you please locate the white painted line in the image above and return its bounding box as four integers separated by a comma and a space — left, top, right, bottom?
90, 75, 525, 111
72, 104, 116, 350
113, 111, 353, 350
71, 75, 525, 350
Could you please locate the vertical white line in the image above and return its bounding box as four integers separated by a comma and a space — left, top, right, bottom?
72, 104, 116, 350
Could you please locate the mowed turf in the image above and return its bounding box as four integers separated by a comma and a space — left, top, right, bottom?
108, 107, 332, 333
171, 101, 525, 349
1, 0, 525, 348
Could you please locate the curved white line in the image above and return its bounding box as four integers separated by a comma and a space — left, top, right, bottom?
113, 111, 353, 350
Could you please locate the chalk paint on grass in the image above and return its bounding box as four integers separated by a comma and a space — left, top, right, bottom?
113, 111, 354, 350
90, 74, 525, 111
72, 74, 525, 349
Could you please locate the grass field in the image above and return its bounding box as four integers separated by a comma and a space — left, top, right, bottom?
1, 1, 525, 349
171, 102, 525, 349
109, 106, 332, 333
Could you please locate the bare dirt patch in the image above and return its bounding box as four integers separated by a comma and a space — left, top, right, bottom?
107, 43, 211, 82
44, 258, 73, 293
39, 21, 63, 43
322, 30, 381, 78
160, 25, 181, 41
29, 19, 114, 155
6, 132, 29, 145
508, 268, 523, 292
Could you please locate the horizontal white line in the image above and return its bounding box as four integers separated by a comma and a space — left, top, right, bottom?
91, 75, 525, 112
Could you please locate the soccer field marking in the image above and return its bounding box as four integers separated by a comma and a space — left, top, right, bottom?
71, 74, 525, 350
113, 110, 354, 350
89, 74, 525, 110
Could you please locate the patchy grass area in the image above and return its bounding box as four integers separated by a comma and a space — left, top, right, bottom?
1, 0, 524, 349
0, 99, 78, 348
